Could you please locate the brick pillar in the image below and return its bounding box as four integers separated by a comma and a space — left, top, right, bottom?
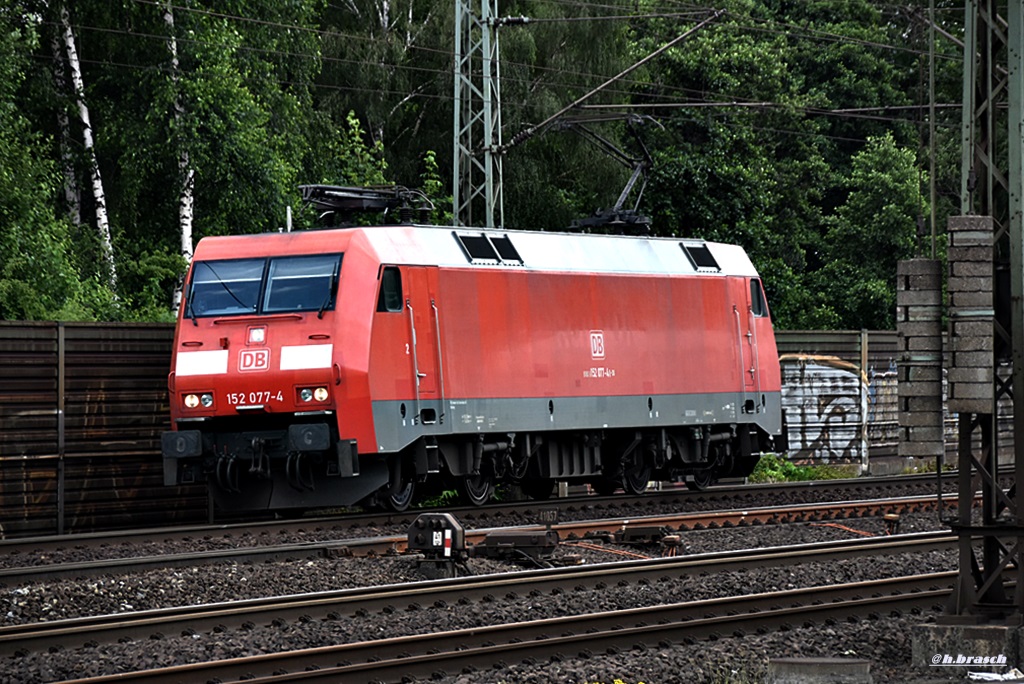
947, 216, 994, 413
897, 259, 944, 460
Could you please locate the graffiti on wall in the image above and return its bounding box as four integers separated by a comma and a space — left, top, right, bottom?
866, 362, 899, 450
780, 355, 898, 467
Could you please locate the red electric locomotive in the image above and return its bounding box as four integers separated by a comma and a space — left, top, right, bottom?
161, 187, 785, 512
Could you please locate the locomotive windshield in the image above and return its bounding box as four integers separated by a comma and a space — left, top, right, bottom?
187, 254, 342, 318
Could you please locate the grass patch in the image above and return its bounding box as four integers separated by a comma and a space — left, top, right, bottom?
901, 457, 952, 475
748, 453, 858, 483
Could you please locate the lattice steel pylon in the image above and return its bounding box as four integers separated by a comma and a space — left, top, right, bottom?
453, 0, 504, 228
948, 0, 1024, 619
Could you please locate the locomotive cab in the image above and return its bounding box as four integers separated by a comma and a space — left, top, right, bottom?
162, 240, 390, 511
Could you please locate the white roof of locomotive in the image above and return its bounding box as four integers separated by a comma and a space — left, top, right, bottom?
359, 224, 759, 277
193, 224, 759, 277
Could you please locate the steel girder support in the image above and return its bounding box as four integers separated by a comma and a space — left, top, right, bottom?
951, 0, 1024, 619
961, 0, 1004, 219
1010, 0, 1024, 614
452, 0, 504, 228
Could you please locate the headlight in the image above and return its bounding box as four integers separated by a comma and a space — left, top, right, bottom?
300, 388, 313, 402
184, 394, 200, 409
200, 393, 214, 408
313, 387, 329, 402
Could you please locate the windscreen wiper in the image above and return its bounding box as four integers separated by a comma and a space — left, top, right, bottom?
317, 272, 338, 319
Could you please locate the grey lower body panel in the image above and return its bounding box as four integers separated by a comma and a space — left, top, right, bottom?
371, 391, 783, 454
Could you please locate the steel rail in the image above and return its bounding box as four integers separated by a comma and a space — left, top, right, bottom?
0, 531, 955, 658
56, 572, 955, 684
3, 492, 958, 583
0, 468, 963, 552
551, 492, 957, 536
3, 493, 961, 583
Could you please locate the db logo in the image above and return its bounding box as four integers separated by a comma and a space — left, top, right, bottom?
239, 348, 270, 372
590, 331, 605, 360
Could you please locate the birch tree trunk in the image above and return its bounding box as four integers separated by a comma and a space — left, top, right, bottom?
60, 3, 116, 291
50, 31, 80, 228
164, 1, 194, 313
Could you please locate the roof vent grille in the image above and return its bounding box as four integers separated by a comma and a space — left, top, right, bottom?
681, 243, 720, 272
454, 232, 524, 266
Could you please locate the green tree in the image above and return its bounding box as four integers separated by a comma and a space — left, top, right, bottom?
633, 3, 833, 327
810, 133, 923, 329
632, 0, 942, 329
500, 1, 640, 228
318, 1, 639, 229
30, 1, 334, 317
0, 7, 84, 320
420, 149, 452, 225
317, 0, 454, 186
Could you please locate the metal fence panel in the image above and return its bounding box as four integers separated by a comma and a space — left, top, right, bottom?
0, 322, 206, 537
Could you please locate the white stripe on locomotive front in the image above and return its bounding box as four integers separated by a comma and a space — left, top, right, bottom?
280, 344, 334, 370
175, 350, 229, 376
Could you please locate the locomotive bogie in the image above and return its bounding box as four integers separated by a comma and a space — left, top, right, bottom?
162, 224, 784, 512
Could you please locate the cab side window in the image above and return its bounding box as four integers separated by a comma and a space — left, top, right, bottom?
750, 278, 767, 317
377, 266, 403, 312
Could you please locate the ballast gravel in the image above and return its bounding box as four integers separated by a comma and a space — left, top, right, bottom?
3, 512, 967, 684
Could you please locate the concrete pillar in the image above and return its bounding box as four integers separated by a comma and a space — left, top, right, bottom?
897, 259, 945, 462
766, 657, 872, 683
947, 216, 994, 414
911, 623, 1017, 675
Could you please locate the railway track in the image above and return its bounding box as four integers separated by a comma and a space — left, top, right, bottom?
48, 570, 953, 684
2, 493, 956, 582
0, 468, 961, 546
3, 532, 954, 666
236, 573, 948, 684
0, 528, 954, 655
2, 470, 961, 557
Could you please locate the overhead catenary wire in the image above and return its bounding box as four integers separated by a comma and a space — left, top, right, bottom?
37, 1, 965, 148
46, 18, 955, 137
39, 53, 959, 147
502, 9, 726, 151
76, 0, 966, 102
134, 0, 960, 69
580, 101, 964, 127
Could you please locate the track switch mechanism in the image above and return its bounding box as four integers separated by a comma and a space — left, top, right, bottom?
407, 512, 468, 579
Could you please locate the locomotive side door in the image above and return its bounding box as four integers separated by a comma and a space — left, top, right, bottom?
741, 277, 768, 413
405, 266, 443, 424
735, 277, 759, 414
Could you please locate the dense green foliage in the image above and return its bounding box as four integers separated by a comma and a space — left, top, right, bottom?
0, 1, 962, 326
748, 453, 856, 483
0, 6, 83, 319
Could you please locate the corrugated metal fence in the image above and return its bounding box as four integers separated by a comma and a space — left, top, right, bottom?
0, 322, 206, 536
0, 324, 950, 537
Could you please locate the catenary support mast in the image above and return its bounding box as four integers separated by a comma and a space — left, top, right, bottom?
452, 0, 504, 228
946, 0, 1024, 619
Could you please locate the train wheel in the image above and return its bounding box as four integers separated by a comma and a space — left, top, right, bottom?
520, 478, 556, 500
382, 456, 416, 512
685, 470, 715, 491
621, 459, 651, 495
385, 479, 416, 512
457, 472, 494, 506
